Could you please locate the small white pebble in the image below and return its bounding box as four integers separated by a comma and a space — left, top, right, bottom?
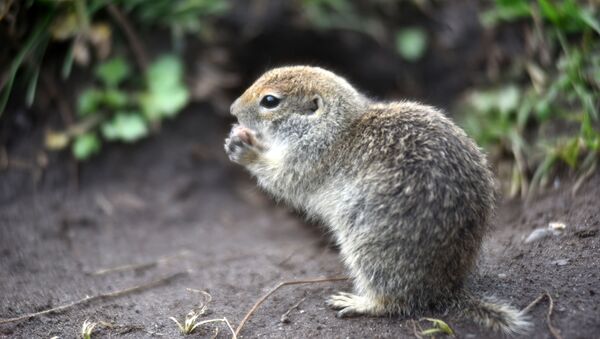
524, 228, 553, 243
549, 221, 566, 231
552, 259, 569, 266
498, 273, 507, 278
525, 222, 565, 243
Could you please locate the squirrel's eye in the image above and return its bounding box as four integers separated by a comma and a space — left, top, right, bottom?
259, 95, 280, 109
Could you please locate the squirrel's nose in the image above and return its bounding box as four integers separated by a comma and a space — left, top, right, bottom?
230, 98, 240, 116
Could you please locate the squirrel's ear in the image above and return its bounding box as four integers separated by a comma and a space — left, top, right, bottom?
306, 95, 323, 115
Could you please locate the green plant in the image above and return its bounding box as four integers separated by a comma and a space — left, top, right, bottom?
460, 0, 600, 197
116, 0, 229, 43
299, 0, 430, 61
81, 319, 97, 339
1, 0, 225, 160
0, 0, 115, 116
482, 0, 600, 34
170, 310, 205, 335
301, 0, 359, 30
46, 55, 189, 160
395, 27, 428, 62
0, 6, 54, 116
419, 317, 454, 336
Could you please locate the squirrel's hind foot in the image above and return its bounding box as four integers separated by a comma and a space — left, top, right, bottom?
326, 292, 387, 318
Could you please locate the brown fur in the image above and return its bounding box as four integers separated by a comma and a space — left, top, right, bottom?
225, 66, 530, 335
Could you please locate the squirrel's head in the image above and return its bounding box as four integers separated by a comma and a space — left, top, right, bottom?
230, 66, 367, 144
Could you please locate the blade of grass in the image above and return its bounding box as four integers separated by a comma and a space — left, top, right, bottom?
25, 36, 50, 108
0, 9, 55, 117
25, 65, 41, 108
573, 83, 598, 120
578, 8, 600, 36
62, 41, 76, 80
528, 152, 557, 199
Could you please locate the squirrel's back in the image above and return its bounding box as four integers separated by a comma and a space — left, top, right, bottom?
329, 100, 494, 294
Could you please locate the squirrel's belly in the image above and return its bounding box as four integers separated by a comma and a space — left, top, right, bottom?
302, 177, 359, 232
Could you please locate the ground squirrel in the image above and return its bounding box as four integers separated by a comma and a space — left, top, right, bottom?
225, 66, 529, 334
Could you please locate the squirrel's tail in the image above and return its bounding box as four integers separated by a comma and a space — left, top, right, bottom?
455, 291, 531, 335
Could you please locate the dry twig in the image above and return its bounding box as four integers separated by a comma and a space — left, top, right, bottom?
0, 271, 187, 325
89, 250, 190, 275
235, 276, 348, 337
522, 291, 562, 339
106, 4, 149, 72
280, 296, 306, 324
572, 160, 597, 196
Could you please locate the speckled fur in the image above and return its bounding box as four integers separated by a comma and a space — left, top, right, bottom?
225, 66, 530, 335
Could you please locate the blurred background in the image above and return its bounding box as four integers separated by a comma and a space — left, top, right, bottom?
1, 0, 598, 198
1, 1, 599, 338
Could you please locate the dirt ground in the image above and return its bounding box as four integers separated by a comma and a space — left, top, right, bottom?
1, 105, 599, 339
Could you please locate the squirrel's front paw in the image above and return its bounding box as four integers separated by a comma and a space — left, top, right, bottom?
224, 125, 263, 165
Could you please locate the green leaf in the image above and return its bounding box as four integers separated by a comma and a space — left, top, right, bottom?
139, 85, 189, 120
468, 85, 520, 115
138, 55, 189, 120
421, 318, 454, 335
101, 112, 148, 142
579, 9, 600, 35
72, 132, 101, 160
538, 0, 560, 25
481, 0, 531, 26
581, 112, 600, 151
77, 89, 104, 116
103, 88, 129, 109
95, 57, 131, 87
395, 27, 428, 62
147, 55, 184, 92
558, 138, 580, 168
496, 85, 520, 115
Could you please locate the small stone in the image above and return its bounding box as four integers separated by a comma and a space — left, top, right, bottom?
549, 221, 566, 231
553, 178, 561, 189
552, 259, 569, 266
524, 228, 553, 243
498, 273, 507, 278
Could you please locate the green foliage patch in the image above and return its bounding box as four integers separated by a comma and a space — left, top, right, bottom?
1, 0, 225, 160
395, 27, 428, 62
50, 55, 189, 160
460, 0, 600, 197
300, 0, 430, 62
